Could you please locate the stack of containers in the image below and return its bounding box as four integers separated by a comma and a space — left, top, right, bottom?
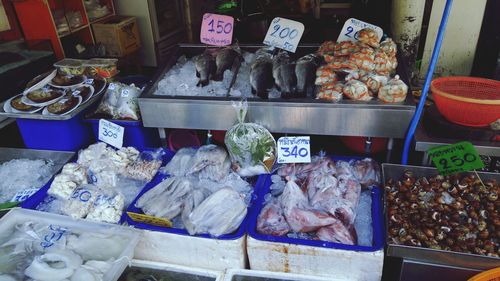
246, 157, 385, 281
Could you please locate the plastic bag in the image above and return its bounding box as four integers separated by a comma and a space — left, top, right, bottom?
379, 38, 397, 57
362, 73, 388, 95
181, 187, 211, 234
348, 52, 375, 72
62, 185, 100, 219
256, 198, 291, 236
314, 65, 338, 85
334, 41, 360, 56
188, 145, 231, 182
317, 41, 336, 55
343, 80, 372, 101
349, 158, 381, 188
373, 49, 393, 76
224, 101, 276, 177
94, 85, 120, 119
330, 56, 355, 71
86, 191, 125, 224
160, 147, 196, 177
357, 28, 380, 48
124, 148, 164, 182
116, 83, 141, 120
187, 187, 247, 237
316, 82, 344, 102
378, 75, 408, 103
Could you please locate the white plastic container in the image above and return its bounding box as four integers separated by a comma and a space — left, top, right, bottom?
224, 269, 348, 281
121, 259, 224, 280
0, 208, 140, 281
247, 237, 384, 281
134, 229, 247, 270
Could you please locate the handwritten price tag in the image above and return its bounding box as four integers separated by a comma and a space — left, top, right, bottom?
200, 13, 234, 46
277, 136, 311, 164
428, 141, 484, 175
98, 119, 124, 148
337, 18, 383, 43
263, 17, 304, 53
11, 188, 38, 202
127, 212, 172, 228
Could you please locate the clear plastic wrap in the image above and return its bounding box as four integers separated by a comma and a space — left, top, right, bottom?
187, 187, 248, 237
349, 158, 381, 188
256, 198, 291, 236
362, 73, 388, 95
181, 187, 211, 234
86, 192, 125, 224
348, 52, 375, 72
314, 65, 338, 85
317, 41, 336, 55
62, 185, 100, 219
224, 101, 276, 177
373, 49, 393, 76
330, 56, 355, 71
316, 82, 344, 102
124, 148, 164, 182
379, 38, 397, 57
334, 41, 360, 56
94, 82, 142, 120
343, 79, 372, 101
357, 28, 380, 48
159, 147, 197, 177
187, 145, 231, 182
378, 75, 408, 103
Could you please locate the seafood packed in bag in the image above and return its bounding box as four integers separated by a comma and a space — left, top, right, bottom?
39, 143, 163, 223
378, 75, 408, 103
256, 155, 381, 246
93, 82, 142, 120
133, 145, 254, 237
225, 101, 276, 177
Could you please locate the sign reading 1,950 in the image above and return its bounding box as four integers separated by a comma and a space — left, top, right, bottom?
200, 13, 234, 46
263, 17, 304, 53
98, 119, 124, 149
277, 136, 311, 164
427, 141, 484, 176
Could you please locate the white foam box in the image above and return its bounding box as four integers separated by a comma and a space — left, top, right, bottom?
0, 208, 140, 281
247, 237, 384, 281
134, 229, 247, 270
224, 268, 349, 281
123, 259, 224, 280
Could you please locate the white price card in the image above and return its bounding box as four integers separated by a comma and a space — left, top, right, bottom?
11, 188, 38, 202
277, 136, 311, 164
337, 18, 383, 43
108, 83, 116, 90
98, 119, 124, 148
85, 78, 94, 85
263, 17, 304, 53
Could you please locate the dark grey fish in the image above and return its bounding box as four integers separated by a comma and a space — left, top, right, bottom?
250, 57, 274, 99
194, 52, 215, 87
278, 62, 297, 98
272, 51, 291, 89
213, 47, 240, 81
295, 54, 322, 97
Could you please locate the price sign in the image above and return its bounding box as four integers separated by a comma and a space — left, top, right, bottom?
11, 188, 38, 202
277, 136, 311, 164
127, 212, 172, 228
200, 13, 234, 46
121, 89, 129, 97
427, 141, 484, 175
98, 119, 124, 148
263, 17, 304, 53
108, 83, 116, 90
337, 18, 383, 43
85, 78, 94, 85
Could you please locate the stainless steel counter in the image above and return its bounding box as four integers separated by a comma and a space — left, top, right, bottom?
138, 44, 416, 138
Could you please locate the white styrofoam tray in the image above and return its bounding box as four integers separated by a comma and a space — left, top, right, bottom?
224, 268, 349, 281
122, 259, 224, 280
134, 229, 246, 271
0, 208, 140, 281
247, 237, 384, 281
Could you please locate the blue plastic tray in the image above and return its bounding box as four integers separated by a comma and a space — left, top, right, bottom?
21, 147, 175, 224
125, 169, 265, 240
247, 157, 385, 252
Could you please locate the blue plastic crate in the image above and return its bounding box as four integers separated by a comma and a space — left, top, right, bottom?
247, 156, 385, 252
125, 169, 265, 240
17, 111, 93, 151
21, 147, 175, 224
85, 119, 161, 150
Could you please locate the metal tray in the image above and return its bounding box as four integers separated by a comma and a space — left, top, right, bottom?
138, 44, 416, 138
0, 147, 74, 168
382, 163, 500, 270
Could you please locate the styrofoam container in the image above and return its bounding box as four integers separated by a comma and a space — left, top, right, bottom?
0, 208, 140, 281
246, 157, 385, 281
122, 259, 224, 280
223, 269, 349, 281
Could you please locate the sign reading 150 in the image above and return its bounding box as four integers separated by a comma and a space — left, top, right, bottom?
207, 18, 232, 34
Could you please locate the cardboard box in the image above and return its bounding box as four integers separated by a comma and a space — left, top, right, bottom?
92, 15, 140, 57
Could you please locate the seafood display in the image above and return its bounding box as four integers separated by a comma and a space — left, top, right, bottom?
91, 82, 142, 121
386, 171, 499, 256
225, 101, 276, 177
257, 155, 379, 246
154, 46, 241, 97
0, 218, 132, 281
36, 143, 163, 224
133, 145, 253, 237
0, 158, 55, 204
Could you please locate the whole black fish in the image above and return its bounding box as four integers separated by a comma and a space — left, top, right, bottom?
278, 62, 297, 99
213, 47, 240, 81
194, 52, 215, 87
250, 57, 274, 99
272, 51, 291, 90
295, 54, 322, 97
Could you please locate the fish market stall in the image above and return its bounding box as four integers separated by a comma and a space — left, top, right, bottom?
139, 44, 415, 138
0, 147, 74, 211
382, 164, 500, 280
